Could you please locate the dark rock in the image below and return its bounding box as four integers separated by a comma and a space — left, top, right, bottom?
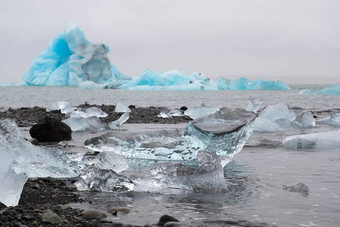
29, 117, 72, 142
158, 215, 179, 227
180, 106, 188, 112
82, 210, 107, 219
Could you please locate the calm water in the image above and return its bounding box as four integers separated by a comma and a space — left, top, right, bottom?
2, 85, 340, 226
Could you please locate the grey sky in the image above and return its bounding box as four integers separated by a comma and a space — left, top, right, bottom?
0, 0, 339, 84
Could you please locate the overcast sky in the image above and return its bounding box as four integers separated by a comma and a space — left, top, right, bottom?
0, 0, 339, 84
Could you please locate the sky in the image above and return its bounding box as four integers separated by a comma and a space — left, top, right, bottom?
0, 0, 339, 84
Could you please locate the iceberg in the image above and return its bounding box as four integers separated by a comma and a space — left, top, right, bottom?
23, 23, 130, 87
317, 85, 340, 95
216, 77, 290, 90
283, 130, 340, 150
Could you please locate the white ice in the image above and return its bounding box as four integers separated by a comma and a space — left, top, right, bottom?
283, 130, 340, 150
184, 106, 220, 120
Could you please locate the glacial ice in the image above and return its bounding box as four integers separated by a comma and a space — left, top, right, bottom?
293, 111, 315, 128
318, 85, 340, 94
86, 108, 255, 161
23, 23, 129, 87
283, 130, 340, 150
63, 116, 106, 131
254, 102, 296, 132
70, 107, 108, 118
317, 113, 340, 127
245, 96, 263, 113
115, 100, 131, 113
184, 106, 220, 120
46, 101, 74, 115
0, 119, 78, 206
22, 23, 291, 91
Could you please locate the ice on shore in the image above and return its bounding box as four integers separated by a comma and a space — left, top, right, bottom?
46, 101, 74, 115
63, 116, 106, 131
115, 100, 131, 113
283, 130, 340, 150
0, 119, 78, 206
86, 108, 255, 162
70, 107, 108, 118
184, 106, 220, 120
254, 102, 296, 132
317, 113, 340, 127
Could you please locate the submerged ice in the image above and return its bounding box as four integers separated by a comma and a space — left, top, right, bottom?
22, 23, 291, 91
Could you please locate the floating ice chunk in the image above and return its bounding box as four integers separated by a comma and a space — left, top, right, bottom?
75, 166, 134, 192
62, 116, 106, 131
254, 102, 296, 132
293, 111, 315, 128
46, 101, 74, 115
317, 85, 340, 95
299, 89, 316, 94
115, 100, 131, 113
283, 183, 309, 196
283, 130, 340, 150
184, 106, 220, 120
317, 113, 340, 127
245, 96, 262, 113
71, 107, 108, 118
216, 77, 290, 90
108, 112, 130, 130
184, 108, 256, 156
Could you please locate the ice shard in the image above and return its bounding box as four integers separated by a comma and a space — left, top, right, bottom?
62, 116, 106, 131
0, 120, 78, 206
184, 106, 220, 120
184, 108, 256, 156
245, 96, 263, 113
115, 100, 131, 113
70, 107, 108, 118
283, 130, 340, 150
46, 101, 74, 115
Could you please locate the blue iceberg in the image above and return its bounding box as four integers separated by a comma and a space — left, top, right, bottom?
23, 23, 291, 91
24, 23, 130, 87
318, 85, 340, 95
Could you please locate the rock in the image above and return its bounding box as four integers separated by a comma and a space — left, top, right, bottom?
107, 207, 131, 215
164, 222, 185, 227
283, 183, 309, 195
41, 211, 63, 224
158, 215, 180, 227
82, 210, 107, 219
29, 117, 72, 142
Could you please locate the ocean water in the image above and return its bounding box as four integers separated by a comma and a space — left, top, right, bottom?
1, 85, 340, 226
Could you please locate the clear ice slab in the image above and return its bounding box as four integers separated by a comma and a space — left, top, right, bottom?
317, 113, 340, 127
283, 130, 340, 150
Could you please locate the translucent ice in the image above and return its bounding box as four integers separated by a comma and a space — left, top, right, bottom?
115, 100, 131, 113
184, 108, 256, 156
108, 112, 130, 130
80, 151, 128, 173
62, 116, 106, 131
245, 96, 263, 113
70, 107, 108, 118
0, 119, 78, 206
184, 106, 220, 120
283, 130, 340, 150
317, 113, 340, 127
293, 111, 315, 128
23, 23, 129, 87
46, 101, 74, 115
75, 166, 134, 192
254, 102, 296, 132
0, 151, 28, 207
